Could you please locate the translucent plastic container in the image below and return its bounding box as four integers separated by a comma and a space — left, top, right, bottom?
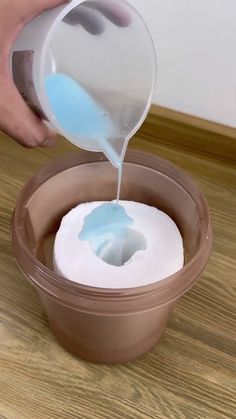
11, 0, 156, 166
11, 151, 212, 363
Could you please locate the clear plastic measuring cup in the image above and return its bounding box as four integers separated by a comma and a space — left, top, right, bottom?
11, 0, 156, 167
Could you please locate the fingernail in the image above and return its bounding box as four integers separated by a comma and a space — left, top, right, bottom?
41, 137, 56, 148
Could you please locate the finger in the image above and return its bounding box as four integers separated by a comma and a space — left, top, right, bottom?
40, 131, 56, 148
64, 6, 105, 35
0, 77, 55, 148
18, 0, 69, 18
0, 1, 69, 59
85, 0, 131, 27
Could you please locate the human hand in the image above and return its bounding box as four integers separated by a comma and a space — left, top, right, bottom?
0, 0, 68, 148
0, 0, 131, 149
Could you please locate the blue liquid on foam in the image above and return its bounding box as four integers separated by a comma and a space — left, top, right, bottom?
80, 203, 134, 266
45, 73, 121, 168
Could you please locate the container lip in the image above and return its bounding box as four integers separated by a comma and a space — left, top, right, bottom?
13, 150, 212, 300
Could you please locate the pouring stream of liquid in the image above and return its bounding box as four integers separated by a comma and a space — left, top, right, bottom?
45, 72, 125, 204
45, 73, 136, 266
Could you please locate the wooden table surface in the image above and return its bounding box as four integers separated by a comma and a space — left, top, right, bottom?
0, 126, 235, 419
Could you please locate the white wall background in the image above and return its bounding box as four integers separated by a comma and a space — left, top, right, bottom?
129, 0, 236, 127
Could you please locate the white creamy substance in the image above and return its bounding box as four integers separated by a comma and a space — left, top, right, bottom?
53, 201, 184, 289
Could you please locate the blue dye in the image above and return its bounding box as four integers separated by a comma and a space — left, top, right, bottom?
45, 72, 121, 167
80, 203, 134, 266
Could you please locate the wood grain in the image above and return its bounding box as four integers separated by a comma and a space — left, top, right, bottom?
0, 115, 235, 419
151, 105, 236, 140
146, 106, 236, 164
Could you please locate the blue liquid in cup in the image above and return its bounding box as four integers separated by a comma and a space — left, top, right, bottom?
45, 72, 121, 167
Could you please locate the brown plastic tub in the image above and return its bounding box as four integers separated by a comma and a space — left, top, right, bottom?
11, 151, 212, 364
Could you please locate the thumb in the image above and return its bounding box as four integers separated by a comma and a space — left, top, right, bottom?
0, 76, 56, 148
